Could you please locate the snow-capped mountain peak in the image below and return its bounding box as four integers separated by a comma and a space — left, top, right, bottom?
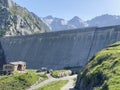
42, 14, 120, 31
43, 16, 88, 31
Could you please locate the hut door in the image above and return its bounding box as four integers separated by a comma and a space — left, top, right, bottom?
17, 64, 22, 71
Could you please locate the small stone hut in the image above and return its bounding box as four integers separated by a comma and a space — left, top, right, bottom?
3, 61, 26, 73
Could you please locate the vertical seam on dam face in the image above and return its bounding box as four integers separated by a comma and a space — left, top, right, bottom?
1, 25, 120, 69
86, 28, 96, 61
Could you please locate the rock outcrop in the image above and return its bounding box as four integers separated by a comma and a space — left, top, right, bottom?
0, 25, 120, 69
0, 0, 50, 36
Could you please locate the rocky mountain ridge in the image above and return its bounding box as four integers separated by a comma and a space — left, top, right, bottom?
0, 0, 50, 36
43, 14, 120, 31
43, 15, 88, 31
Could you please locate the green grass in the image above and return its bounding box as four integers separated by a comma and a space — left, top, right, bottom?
0, 70, 48, 90
51, 70, 71, 78
36, 80, 69, 90
76, 42, 120, 90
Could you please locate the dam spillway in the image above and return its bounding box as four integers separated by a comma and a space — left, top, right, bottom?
1, 25, 120, 69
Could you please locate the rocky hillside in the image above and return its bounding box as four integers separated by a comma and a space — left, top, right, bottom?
75, 42, 120, 90
0, 0, 50, 36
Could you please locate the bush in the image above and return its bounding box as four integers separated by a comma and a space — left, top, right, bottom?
51, 70, 72, 78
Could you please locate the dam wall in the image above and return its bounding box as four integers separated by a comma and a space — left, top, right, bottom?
1, 25, 120, 69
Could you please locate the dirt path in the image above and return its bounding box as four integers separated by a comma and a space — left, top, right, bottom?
61, 79, 74, 90
26, 74, 77, 90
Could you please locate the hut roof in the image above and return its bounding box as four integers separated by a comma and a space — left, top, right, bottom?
9, 61, 26, 65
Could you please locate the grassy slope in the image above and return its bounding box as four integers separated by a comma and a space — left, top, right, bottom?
76, 42, 120, 90
0, 70, 48, 90
36, 80, 69, 90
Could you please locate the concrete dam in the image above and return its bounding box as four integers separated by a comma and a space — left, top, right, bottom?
1, 25, 120, 69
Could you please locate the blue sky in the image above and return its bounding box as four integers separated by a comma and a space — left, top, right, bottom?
13, 0, 120, 20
